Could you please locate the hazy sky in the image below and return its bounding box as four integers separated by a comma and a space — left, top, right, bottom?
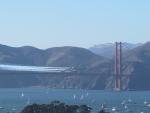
0, 0, 150, 48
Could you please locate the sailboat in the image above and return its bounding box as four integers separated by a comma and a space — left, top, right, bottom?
21, 92, 25, 97
127, 98, 132, 103
144, 97, 148, 105
112, 107, 117, 112
124, 105, 128, 109
73, 94, 76, 99
80, 94, 84, 100
121, 100, 126, 105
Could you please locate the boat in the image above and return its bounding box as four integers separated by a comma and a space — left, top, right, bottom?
80, 94, 84, 100
21, 92, 25, 97
124, 105, 128, 109
101, 104, 106, 109
121, 100, 126, 105
128, 98, 132, 103
73, 94, 76, 99
146, 104, 150, 107
144, 97, 148, 105
112, 107, 117, 112
144, 101, 148, 105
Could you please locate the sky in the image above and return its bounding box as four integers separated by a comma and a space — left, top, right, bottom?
0, 0, 150, 49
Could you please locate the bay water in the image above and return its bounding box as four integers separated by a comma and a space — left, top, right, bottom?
0, 88, 149, 113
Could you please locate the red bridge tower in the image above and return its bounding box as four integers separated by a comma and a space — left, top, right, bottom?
114, 42, 122, 91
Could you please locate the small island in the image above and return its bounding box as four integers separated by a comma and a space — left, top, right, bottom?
20, 101, 107, 113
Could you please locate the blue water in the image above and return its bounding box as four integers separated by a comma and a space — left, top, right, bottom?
0, 88, 149, 113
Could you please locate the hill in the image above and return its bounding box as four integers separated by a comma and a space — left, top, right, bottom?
0, 44, 109, 72
121, 42, 150, 90
89, 42, 141, 58
0, 44, 111, 89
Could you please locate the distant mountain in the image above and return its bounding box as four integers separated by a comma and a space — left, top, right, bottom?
0, 44, 44, 66
89, 42, 141, 58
